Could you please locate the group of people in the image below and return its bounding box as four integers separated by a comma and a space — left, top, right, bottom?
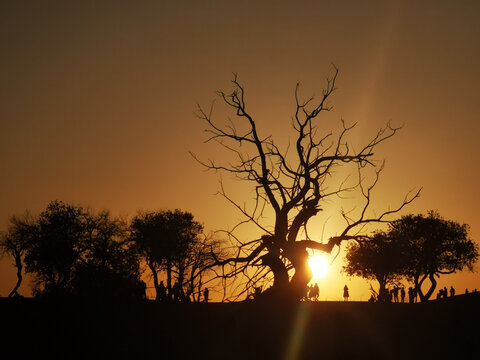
369, 286, 417, 303
155, 281, 209, 302
373, 285, 463, 303
304, 283, 320, 301
436, 286, 455, 299
387, 286, 406, 303
304, 283, 350, 301
386, 286, 419, 303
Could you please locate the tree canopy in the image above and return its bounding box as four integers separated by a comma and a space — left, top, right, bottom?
343, 232, 404, 302
130, 209, 218, 301
5, 200, 144, 298
344, 211, 478, 302
390, 211, 478, 301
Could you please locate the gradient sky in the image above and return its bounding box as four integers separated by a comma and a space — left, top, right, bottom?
1, 0, 479, 300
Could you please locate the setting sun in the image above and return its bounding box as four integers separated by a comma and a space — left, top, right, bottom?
308, 254, 330, 279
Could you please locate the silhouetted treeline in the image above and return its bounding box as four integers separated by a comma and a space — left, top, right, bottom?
2, 202, 477, 303
0, 201, 220, 300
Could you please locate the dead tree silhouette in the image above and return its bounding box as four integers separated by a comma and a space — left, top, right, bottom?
193, 66, 420, 301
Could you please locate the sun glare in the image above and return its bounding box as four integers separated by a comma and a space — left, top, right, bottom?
308, 254, 329, 279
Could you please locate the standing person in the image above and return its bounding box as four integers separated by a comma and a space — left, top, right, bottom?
400, 287, 406, 303
307, 285, 314, 301
408, 287, 414, 303
393, 286, 399, 303
203, 287, 209, 303
450, 286, 455, 297
343, 285, 349, 301
313, 283, 319, 301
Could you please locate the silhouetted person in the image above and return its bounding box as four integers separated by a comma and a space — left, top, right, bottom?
343, 285, 349, 301
172, 282, 181, 301
465, 288, 469, 294
400, 287, 405, 303
306, 284, 312, 301
304, 285, 311, 301
313, 283, 319, 301
203, 287, 209, 303
443, 286, 448, 299
450, 286, 455, 297
393, 286, 399, 303
158, 281, 166, 301
438, 288, 444, 299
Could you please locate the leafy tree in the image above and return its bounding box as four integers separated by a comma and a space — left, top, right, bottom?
343, 232, 405, 302
389, 211, 478, 301
194, 68, 419, 300
344, 211, 478, 302
25, 201, 89, 295
70, 210, 143, 298
130, 209, 214, 301
0, 214, 35, 297
11, 200, 143, 298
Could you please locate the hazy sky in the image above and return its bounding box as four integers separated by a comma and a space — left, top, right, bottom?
1, 0, 479, 300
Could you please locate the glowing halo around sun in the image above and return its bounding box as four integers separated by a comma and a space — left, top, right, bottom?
308, 254, 330, 279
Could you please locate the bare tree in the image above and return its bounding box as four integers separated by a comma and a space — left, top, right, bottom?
193, 67, 420, 301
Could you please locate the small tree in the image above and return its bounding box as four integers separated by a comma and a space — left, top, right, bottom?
130, 209, 214, 301
0, 214, 35, 297
343, 232, 405, 302
389, 211, 478, 301
24, 201, 88, 295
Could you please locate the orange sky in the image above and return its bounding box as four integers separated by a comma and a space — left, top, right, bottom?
1, 1, 479, 300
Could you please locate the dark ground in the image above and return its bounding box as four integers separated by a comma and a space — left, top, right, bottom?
2, 293, 479, 359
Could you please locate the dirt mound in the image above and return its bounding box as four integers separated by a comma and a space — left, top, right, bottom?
2, 293, 479, 359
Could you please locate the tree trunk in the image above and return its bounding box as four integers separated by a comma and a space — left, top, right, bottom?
177, 266, 185, 301
376, 276, 389, 302
288, 246, 312, 300
166, 259, 172, 300
422, 273, 437, 301
8, 254, 23, 298
262, 254, 289, 287
414, 274, 428, 302
148, 262, 160, 301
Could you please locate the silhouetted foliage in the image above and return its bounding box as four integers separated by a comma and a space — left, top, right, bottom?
389, 211, 478, 301
69, 210, 143, 298
18, 200, 143, 298
344, 211, 478, 302
194, 67, 420, 300
130, 210, 218, 301
0, 214, 35, 297
343, 232, 405, 302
